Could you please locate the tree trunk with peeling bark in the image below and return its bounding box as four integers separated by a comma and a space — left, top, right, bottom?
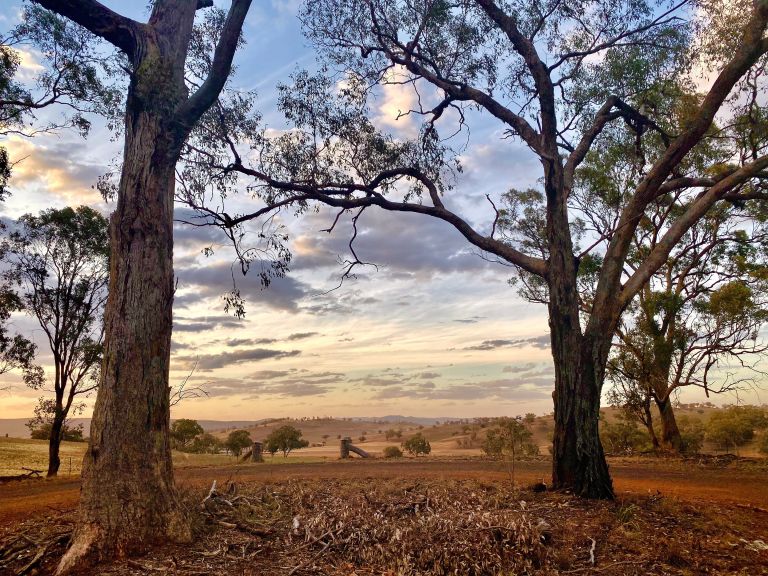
26, 1, 252, 573
656, 395, 682, 451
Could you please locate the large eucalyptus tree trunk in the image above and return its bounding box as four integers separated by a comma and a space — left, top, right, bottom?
545, 165, 614, 499
57, 49, 190, 574
550, 326, 615, 498
34, 1, 261, 571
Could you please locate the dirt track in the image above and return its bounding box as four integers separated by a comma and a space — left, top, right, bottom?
2, 457, 767, 526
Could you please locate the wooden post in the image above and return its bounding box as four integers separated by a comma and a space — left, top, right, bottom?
340, 437, 351, 459
251, 441, 264, 462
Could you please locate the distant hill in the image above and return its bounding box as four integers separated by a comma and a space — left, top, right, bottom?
0, 418, 265, 439
0, 418, 93, 439
0, 415, 458, 438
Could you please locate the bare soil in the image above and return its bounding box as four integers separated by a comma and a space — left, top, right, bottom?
1, 456, 767, 575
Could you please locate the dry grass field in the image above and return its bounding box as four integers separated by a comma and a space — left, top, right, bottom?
1, 457, 768, 575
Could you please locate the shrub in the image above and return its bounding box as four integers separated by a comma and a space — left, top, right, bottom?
600, 419, 648, 454
521, 442, 539, 457
383, 446, 403, 458
676, 416, 705, 455
402, 433, 431, 456
481, 417, 532, 459
759, 432, 768, 455
706, 406, 766, 453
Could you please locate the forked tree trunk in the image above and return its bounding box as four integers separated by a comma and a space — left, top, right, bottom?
546, 157, 614, 499
655, 395, 682, 452
635, 388, 660, 450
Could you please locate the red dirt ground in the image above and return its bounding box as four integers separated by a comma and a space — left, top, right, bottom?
2, 456, 767, 525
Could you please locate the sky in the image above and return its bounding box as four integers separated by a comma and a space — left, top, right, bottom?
0, 0, 764, 422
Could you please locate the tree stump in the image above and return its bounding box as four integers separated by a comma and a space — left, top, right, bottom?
251, 441, 264, 462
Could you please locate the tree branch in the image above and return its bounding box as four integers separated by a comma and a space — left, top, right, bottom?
620, 153, 768, 305
175, 0, 252, 129
30, 0, 144, 57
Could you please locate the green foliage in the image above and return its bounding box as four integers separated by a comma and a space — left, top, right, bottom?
0, 282, 35, 380
264, 425, 309, 457
170, 419, 205, 450
384, 428, 402, 440
28, 421, 84, 442
676, 416, 705, 456
2, 206, 109, 468
0, 5, 122, 201
481, 417, 534, 459
225, 429, 252, 457
187, 433, 223, 454
524, 413, 536, 424
707, 406, 767, 453
759, 432, 768, 456
382, 445, 403, 458
600, 417, 649, 455
402, 433, 431, 456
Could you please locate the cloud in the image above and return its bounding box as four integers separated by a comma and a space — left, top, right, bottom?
453, 316, 485, 324
5, 136, 104, 203
199, 368, 347, 398
175, 348, 301, 371
287, 332, 319, 341
174, 261, 310, 313
374, 67, 419, 137
225, 337, 277, 346
372, 376, 552, 402
416, 372, 441, 379
502, 362, 539, 373
173, 315, 244, 333
465, 335, 550, 351
292, 209, 492, 279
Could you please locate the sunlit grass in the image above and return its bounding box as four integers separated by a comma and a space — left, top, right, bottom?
0, 437, 333, 476
0, 437, 87, 476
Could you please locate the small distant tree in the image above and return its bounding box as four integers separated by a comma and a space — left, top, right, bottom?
402, 433, 431, 456
170, 419, 204, 451
481, 417, 534, 460
383, 445, 402, 458
385, 428, 402, 440
3, 206, 109, 477
225, 429, 252, 457
264, 425, 309, 457
524, 413, 536, 425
